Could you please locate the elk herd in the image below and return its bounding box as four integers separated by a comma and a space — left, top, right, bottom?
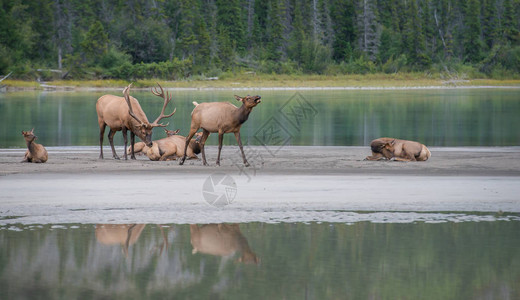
20, 82, 431, 164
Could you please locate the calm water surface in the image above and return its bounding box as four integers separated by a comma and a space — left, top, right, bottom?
1, 88, 519, 147
1, 221, 519, 299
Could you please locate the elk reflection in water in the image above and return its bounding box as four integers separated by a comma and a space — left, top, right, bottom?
190, 224, 260, 264
95, 224, 170, 256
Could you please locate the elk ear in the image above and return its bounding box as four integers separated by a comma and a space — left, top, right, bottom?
234, 95, 243, 102
30, 128, 34, 133
390, 139, 396, 145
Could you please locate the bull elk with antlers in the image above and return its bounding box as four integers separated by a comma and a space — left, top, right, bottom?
96, 83, 176, 160
179, 95, 261, 166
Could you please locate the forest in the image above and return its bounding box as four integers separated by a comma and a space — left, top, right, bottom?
1, 0, 520, 81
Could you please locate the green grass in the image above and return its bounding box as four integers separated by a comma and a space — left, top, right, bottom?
3, 73, 520, 90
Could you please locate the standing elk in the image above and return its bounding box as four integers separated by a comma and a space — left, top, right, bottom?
179, 95, 262, 166
96, 83, 176, 160
21, 128, 48, 163
365, 137, 431, 161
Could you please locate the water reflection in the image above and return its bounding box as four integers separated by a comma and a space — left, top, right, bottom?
95, 224, 146, 257
190, 224, 259, 264
1, 221, 520, 299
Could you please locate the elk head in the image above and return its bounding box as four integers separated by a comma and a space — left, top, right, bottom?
234, 95, 262, 109
384, 139, 396, 151
21, 128, 37, 142
123, 83, 176, 147
164, 128, 180, 136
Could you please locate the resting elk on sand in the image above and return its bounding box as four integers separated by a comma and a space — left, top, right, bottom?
179, 95, 262, 166
365, 137, 431, 161
96, 83, 176, 160
129, 129, 203, 161
21, 128, 48, 163
145, 131, 203, 161
129, 128, 180, 155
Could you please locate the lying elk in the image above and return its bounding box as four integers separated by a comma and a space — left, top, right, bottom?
130, 128, 180, 155
190, 224, 260, 264
96, 83, 176, 160
21, 128, 48, 163
179, 95, 261, 166
365, 137, 431, 161
146, 131, 203, 161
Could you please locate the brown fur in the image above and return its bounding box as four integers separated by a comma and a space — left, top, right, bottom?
95, 224, 146, 257
190, 224, 259, 264
96, 83, 175, 160
129, 130, 202, 161
179, 95, 262, 166
129, 128, 180, 156
365, 137, 431, 161
21, 129, 48, 163
145, 132, 203, 161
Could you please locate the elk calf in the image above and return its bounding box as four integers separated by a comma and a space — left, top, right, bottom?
365, 137, 431, 161
21, 129, 48, 163
179, 95, 261, 166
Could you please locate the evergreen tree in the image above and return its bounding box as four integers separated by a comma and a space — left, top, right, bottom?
81, 21, 109, 65
403, 0, 430, 67
464, 0, 483, 62
331, 0, 355, 62
356, 0, 380, 61
482, 0, 498, 48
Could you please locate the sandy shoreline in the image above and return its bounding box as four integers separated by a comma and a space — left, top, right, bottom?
1, 145, 520, 176
1, 146, 519, 225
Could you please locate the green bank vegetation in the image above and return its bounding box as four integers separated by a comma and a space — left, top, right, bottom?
1, 0, 520, 88
3, 73, 520, 90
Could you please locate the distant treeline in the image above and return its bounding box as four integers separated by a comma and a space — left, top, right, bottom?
1, 0, 519, 80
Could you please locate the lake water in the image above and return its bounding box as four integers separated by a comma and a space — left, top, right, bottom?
1, 221, 519, 299
1, 88, 519, 148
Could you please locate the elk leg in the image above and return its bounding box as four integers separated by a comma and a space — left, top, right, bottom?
179, 129, 198, 165
216, 132, 224, 166
234, 131, 249, 167
108, 129, 120, 160
122, 127, 128, 160
364, 152, 387, 161
160, 146, 176, 161
130, 132, 136, 160
99, 123, 106, 159
200, 130, 210, 166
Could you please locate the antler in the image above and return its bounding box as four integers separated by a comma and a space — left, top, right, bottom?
151, 82, 176, 127
123, 83, 145, 125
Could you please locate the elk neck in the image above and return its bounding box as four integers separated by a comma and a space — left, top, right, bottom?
26, 139, 36, 151
234, 103, 253, 125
